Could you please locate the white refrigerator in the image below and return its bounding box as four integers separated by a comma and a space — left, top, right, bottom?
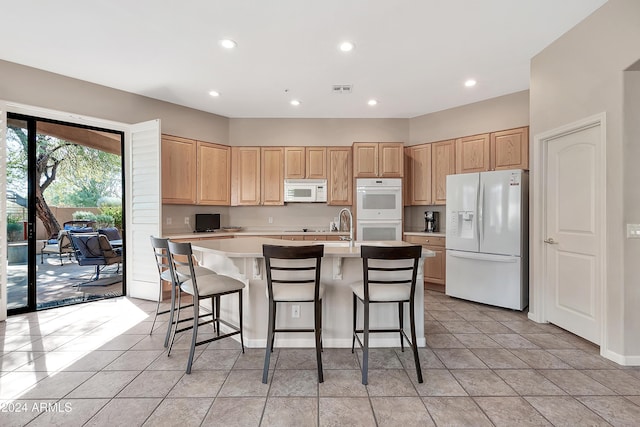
445, 169, 529, 310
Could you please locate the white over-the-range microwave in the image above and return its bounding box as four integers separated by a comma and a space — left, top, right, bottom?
284, 179, 328, 203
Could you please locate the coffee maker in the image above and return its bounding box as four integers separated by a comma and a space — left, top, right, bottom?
424, 211, 439, 233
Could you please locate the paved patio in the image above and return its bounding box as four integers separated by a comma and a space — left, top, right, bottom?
6, 255, 123, 310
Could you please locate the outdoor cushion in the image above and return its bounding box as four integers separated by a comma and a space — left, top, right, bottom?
98, 227, 121, 241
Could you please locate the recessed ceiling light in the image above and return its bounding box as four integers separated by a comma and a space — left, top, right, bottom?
220, 39, 237, 49
209, 90, 220, 97
464, 79, 477, 87
290, 100, 301, 106
367, 99, 378, 106
339, 41, 355, 52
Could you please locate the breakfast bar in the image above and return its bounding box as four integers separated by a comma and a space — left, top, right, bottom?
189, 237, 434, 348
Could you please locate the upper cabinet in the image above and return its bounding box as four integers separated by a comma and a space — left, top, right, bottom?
431, 140, 455, 205
284, 146, 327, 179
491, 127, 529, 170
306, 147, 327, 179
231, 146, 284, 206
455, 127, 529, 173
353, 142, 404, 178
403, 147, 412, 206
231, 147, 261, 205
455, 133, 490, 173
162, 134, 232, 206
408, 144, 432, 205
262, 147, 284, 205
327, 147, 352, 206
197, 141, 231, 205
161, 135, 197, 205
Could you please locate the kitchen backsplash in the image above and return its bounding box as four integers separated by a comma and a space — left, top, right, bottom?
163, 203, 446, 234
162, 203, 348, 233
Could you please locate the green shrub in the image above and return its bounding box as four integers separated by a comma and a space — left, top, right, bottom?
100, 205, 122, 230
6, 214, 24, 241
95, 214, 115, 229
72, 211, 97, 221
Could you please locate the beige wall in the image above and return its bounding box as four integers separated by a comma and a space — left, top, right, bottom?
229, 118, 409, 147
409, 90, 530, 145
530, 0, 640, 358
0, 60, 229, 143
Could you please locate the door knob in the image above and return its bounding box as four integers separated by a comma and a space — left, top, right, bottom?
543, 238, 557, 244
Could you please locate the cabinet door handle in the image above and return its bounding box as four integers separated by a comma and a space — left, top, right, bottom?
543, 238, 558, 244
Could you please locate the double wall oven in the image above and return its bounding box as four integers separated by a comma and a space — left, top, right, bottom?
356, 178, 403, 241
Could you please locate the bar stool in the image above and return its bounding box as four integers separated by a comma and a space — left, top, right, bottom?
149, 236, 215, 347
262, 244, 325, 383
351, 245, 423, 385
167, 241, 245, 374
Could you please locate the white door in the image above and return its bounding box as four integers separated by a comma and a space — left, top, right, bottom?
125, 120, 162, 301
545, 123, 603, 344
445, 173, 479, 252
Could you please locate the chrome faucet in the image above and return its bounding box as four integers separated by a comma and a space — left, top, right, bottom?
338, 208, 354, 247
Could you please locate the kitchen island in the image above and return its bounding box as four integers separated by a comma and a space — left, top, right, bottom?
189, 237, 434, 348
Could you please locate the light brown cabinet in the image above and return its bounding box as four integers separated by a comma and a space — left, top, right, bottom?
353, 142, 404, 178
306, 147, 327, 179
280, 235, 305, 241
405, 234, 446, 293
231, 147, 284, 206
491, 127, 529, 170
408, 144, 432, 205
431, 140, 455, 205
162, 135, 197, 204
455, 133, 490, 173
231, 147, 261, 205
284, 147, 305, 179
284, 146, 327, 179
262, 147, 285, 205
196, 141, 231, 205
327, 147, 352, 206
403, 148, 412, 206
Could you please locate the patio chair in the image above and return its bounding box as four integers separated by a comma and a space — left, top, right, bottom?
98, 227, 121, 241
69, 232, 122, 281
40, 227, 94, 265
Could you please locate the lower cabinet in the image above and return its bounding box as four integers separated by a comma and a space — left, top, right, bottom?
405, 235, 446, 293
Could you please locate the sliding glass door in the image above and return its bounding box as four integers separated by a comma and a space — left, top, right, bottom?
5, 117, 34, 312
5, 113, 125, 314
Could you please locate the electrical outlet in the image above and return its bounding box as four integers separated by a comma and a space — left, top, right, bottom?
291, 305, 300, 318
184, 216, 190, 225
166, 217, 172, 225
268, 217, 273, 224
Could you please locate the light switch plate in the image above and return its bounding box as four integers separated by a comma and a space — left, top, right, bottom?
626, 224, 640, 239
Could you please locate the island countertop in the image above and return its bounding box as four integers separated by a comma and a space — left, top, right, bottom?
186, 236, 433, 348
190, 236, 435, 259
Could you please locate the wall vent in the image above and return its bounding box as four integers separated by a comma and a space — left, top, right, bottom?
332, 85, 352, 94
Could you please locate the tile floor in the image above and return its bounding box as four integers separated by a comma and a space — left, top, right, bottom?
1, 291, 640, 426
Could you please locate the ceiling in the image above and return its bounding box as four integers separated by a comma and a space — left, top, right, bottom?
0, 0, 607, 119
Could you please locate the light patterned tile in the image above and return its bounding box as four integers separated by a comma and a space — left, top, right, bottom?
143, 397, 212, 426
474, 396, 552, 426
202, 397, 265, 427
262, 397, 317, 427
577, 396, 640, 426
525, 396, 609, 427
319, 397, 375, 427
423, 397, 492, 426
371, 397, 434, 426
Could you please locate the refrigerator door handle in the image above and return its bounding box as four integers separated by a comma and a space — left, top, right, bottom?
448, 251, 518, 263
